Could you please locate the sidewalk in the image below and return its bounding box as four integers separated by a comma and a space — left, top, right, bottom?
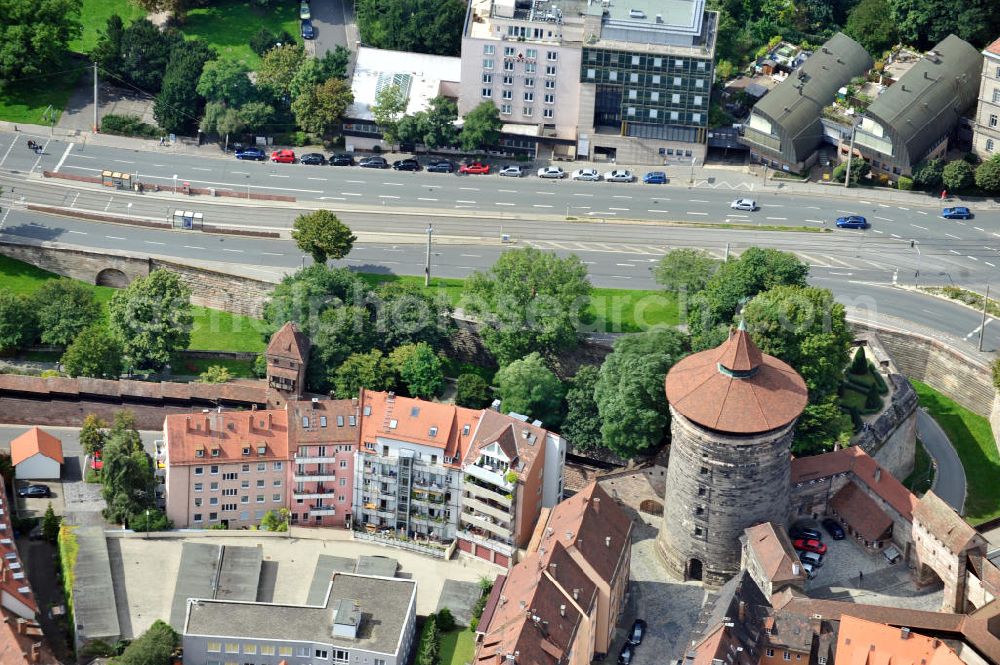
4, 120, 997, 209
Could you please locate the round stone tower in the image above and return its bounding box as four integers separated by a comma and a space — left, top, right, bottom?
656, 322, 808, 588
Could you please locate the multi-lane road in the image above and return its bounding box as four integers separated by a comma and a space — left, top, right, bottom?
0, 129, 997, 351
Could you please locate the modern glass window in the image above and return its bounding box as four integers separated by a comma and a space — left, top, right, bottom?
587, 68, 596, 79
545, 65, 556, 76
225, 643, 239, 653
693, 113, 702, 123
483, 44, 495, 55
609, 70, 618, 81
523, 106, 533, 117
502, 75, 513, 85
652, 75, 661, 84
543, 108, 553, 118
650, 91, 659, 101
524, 78, 534, 87
627, 107, 636, 116
649, 109, 658, 119
670, 111, 679, 120
628, 89, 637, 99
671, 93, 680, 103
483, 59, 494, 70
544, 94, 554, 104
504, 46, 515, 56
207, 642, 221, 652
261, 646, 276, 656
526, 48, 537, 59
694, 96, 703, 106
629, 73, 638, 82
631, 55, 640, 65
653, 57, 662, 67
673, 77, 682, 86
695, 79, 704, 88
504, 60, 514, 71
524, 91, 534, 102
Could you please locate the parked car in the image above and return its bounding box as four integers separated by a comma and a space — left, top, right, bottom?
603, 169, 635, 183
790, 526, 822, 541
299, 1, 311, 19
235, 146, 267, 161
300, 19, 315, 39
459, 161, 490, 175
270, 149, 296, 163
642, 171, 667, 184
835, 215, 869, 229
821, 518, 845, 540
794, 538, 828, 555
800, 561, 817, 579
627, 619, 646, 646
499, 165, 525, 177
942, 206, 972, 219
17, 484, 50, 498
537, 166, 566, 179
426, 160, 455, 173
299, 152, 326, 166
392, 158, 421, 171
329, 153, 355, 166
730, 198, 757, 211
359, 156, 389, 169
571, 168, 601, 181
798, 551, 824, 567
618, 643, 634, 665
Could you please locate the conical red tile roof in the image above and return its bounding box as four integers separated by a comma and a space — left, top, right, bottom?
665, 326, 808, 434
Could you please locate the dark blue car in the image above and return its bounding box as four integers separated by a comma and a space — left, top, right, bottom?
301, 19, 315, 39
235, 146, 267, 161
836, 215, 869, 229
942, 206, 972, 219
643, 171, 667, 184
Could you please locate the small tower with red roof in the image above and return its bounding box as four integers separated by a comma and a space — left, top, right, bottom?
656, 321, 809, 587
265, 322, 311, 408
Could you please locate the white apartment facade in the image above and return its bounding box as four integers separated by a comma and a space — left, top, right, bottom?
972, 37, 1000, 159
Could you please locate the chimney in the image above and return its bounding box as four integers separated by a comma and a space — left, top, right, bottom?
560, 604, 566, 617
932, 639, 941, 648
605, 536, 611, 548
738, 600, 746, 622
204, 416, 211, 432
594, 496, 600, 512
252, 403, 257, 411
519, 600, 527, 610
352, 397, 359, 408
900, 627, 910, 640
30, 642, 40, 663
875, 467, 881, 482
388, 391, 396, 400
266, 412, 273, 429
572, 588, 579, 600
185, 415, 191, 431
549, 563, 558, 575
809, 614, 821, 634
16, 618, 26, 634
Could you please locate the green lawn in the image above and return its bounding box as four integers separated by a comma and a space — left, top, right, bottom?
171, 355, 257, 378
181, 0, 300, 67
911, 381, 1000, 525
904, 439, 934, 496
440, 629, 476, 665
70, 0, 147, 54
0, 65, 81, 125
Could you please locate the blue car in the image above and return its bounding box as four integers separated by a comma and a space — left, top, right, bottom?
643, 171, 667, 184
835, 215, 869, 229
235, 146, 266, 161
942, 206, 972, 219
301, 19, 315, 39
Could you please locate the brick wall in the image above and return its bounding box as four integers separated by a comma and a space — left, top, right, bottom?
149, 259, 274, 318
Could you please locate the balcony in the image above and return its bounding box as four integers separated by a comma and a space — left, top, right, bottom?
464, 463, 514, 491
309, 508, 337, 517
293, 488, 337, 500
460, 511, 512, 539
463, 495, 511, 522
293, 472, 337, 483
464, 480, 513, 507
460, 530, 514, 557
295, 456, 340, 464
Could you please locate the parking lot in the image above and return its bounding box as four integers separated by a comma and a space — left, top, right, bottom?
13, 480, 66, 520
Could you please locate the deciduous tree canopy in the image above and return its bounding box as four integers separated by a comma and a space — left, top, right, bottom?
356, 0, 467, 56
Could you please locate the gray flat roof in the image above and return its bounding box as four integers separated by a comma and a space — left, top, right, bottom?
308, 555, 357, 605
185, 573, 415, 655
606, 0, 702, 33
355, 555, 398, 578
73, 527, 121, 643
217, 546, 262, 601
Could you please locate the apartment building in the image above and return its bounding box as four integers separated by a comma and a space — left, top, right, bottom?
459, 0, 717, 164
972, 36, 1000, 159
182, 573, 417, 665
290, 398, 360, 528
163, 410, 293, 529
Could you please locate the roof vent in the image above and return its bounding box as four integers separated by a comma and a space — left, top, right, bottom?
655, 14, 662, 22
628, 8, 645, 18
901, 627, 911, 640
605, 536, 611, 547
559, 604, 566, 617
311, 397, 319, 406
792, 562, 801, 575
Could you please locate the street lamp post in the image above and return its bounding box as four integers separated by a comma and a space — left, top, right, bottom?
424, 224, 433, 287
844, 120, 860, 189
246, 175, 251, 200
979, 284, 991, 352
144, 509, 150, 539
913, 241, 922, 287
172, 174, 178, 195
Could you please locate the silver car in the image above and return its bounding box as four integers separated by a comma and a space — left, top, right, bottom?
571, 168, 601, 181
537, 166, 566, 179
730, 198, 757, 211
603, 169, 635, 183
499, 165, 524, 177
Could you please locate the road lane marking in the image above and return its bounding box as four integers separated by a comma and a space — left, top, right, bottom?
54, 143, 74, 172
499, 189, 517, 193
916, 210, 927, 215
878, 204, 890, 208
686, 211, 708, 215
573, 193, 593, 197
191, 167, 212, 171
535, 191, 555, 195
459, 187, 479, 191
183, 245, 205, 250
269, 174, 290, 178
461, 254, 482, 258
261, 252, 283, 256
222, 248, 244, 253
457, 199, 476, 203
231, 171, 249, 175
975, 227, 985, 232
765, 216, 786, 220
572, 206, 591, 210
609, 207, 629, 211
945, 233, 961, 239
341, 192, 362, 196
113, 159, 134, 164
837, 210, 856, 214
68, 230, 86, 235
873, 229, 884, 234
891, 234, 901, 238
144, 241, 165, 246
805, 219, 824, 224
648, 209, 670, 213
950, 250, 961, 255
874, 216, 892, 221
615, 263, 635, 267
378, 195, 399, 199
381, 182, 403, 186
307, 177, 327, 181
318, 196, 346, 201
72, 154, 95, 159
612, 195, 632, 199
897, 206, 910, 211
910, 224, 927, 230
609, 275, 631, 279
690, 199, 710, 203
533, 204, 553, 208
988, 262, 997, 268
805, 206, 820, 210
762, 204, 784, 208
105, 235, 125, 240
967, 256, 979, 261
417, 197, 438, 201
495, 202, 514, 206
346, 180, 365, 183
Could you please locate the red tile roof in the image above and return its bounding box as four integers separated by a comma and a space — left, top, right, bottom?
164, 409, 291, 465
0, 611, 58, 665
266, 322, 310, 362
743, 522, 806, 586
10, 428, 63, 466
836, 615, 964, 665
830, 481, 893, 541
289, 399, 360, 445
986, 36, 1000, 56
791, 446, 916, 521
912, 490, 982, 554
665, 327, 808, 434
468, 411, 551, 482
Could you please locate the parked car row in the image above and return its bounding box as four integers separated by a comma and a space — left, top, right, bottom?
300, 0, 314, 39
789, 520, 845, 579
618, 620, 646, 665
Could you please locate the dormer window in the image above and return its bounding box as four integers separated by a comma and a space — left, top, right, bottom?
257, 446, 267, 456
429, 426, 438, 437
242, 447, 251, 456
195, 449, 205, 458
463, 425, 470, 436
211, 448, 220, 457
389, 419, 398, 429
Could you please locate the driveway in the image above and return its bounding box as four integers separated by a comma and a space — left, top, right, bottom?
916, 409, 966, 513
310, 0, 353, 56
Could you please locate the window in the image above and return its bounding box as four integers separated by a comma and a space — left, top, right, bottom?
766, 649, 774, 657
544, 79, 555, 89
674, 59, 683, 67
501, 104, 512, 115
483, 44, 495, 55
194, 467, 204, 476
543, 108, 553, 119
694, 526, 703, 536
504, 60, 514, 71
628, 89, 637, 100
988, 138, 995, 152
209, 497, 219, 506
241, 464, 250, 472
482, 88, 493, 98
627, 107, 636, 116
301, 416, 309, 428
261, 646, 276, 656
502, 75, 513, 85
339, 460, 348, 469
225, 643, 239, 653
694, 95, 703, 106
194, 498, 203, 507
630, 73, 638, 83
257, 463, 266, 472
195, 450, 205, 458
693, 113, 702, 123
649, 109, 658, 119
544, 94, 554, 104
650, 91, 659, 101
631, 55, 640, 65
257, 495, 265, 503
783, 652, 791, 661
316, 649, 329, 659
525, 62, 536, 73
279, 647, 293, 657
243, 642, 257, 655
348, 415, 356, 426
653, 57, 662, 67
257, 479, 266, 488
523, 106, 533, 117
210, 448, 220, 457
673, 77, 682, 86
545, 65, 556, 76
524, 91, 534, 102
502, 89, 512, 100
208, 642, 222, 652
587, 68, 596, 79
241, 496, 249, 504
991, 114, 999, 128
695, 79, 704, 88
671, 93, 680, 103
339, 478, 347, 487
257, 446, 267, 456
652, 75, 661, 84
275, 478, 283, 485
273, 494, 282, 502
241, 480, 249, 489
222, 472, 237, 481
483, 59, 494, 70
524, 77, 534, 88
210, 482, 219, 491
210, 465, 219, 474
375, 660, 386, 665
193, 513, 203, 522
993, 88, 1000, 103
697, 61, 707, 71
194, 483, 203, 492
504, 46, 515, 56
547, 51, 557, 61
222, 488, 237, 496
524, 48, 536, 59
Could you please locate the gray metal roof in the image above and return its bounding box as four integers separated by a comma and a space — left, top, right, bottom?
184, 573, 415, 655
749, 33, 872, 165
864, 35, 981, 165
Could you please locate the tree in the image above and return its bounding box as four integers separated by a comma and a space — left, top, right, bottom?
199, 101, 246, 137
332, 350, 397, 397
494, 353, 565, 428
249, 27, 295, 57
257, 43, 305, 100
80, 414, 108, 456
912, 159, 944, 191
154, 40, 214, 135
942, 159, 976, 192
196, 59, 255, 107
41, 503, 61, 543
61, 326, 124, 378
456, 373, 492, 409
307, 305, 378, 393
0, 0, 82, 84
91, 14, 125, 76
463, 248, 591, 365
30, 280, 101, 347
238, 101, 276, 133
132, 0, 186, 16
832, 158, 870, 184
356, 0, 467, 56
893, 0, 997, 49
127, 507, 172, 532
418, 96, 459, 149
375, 282, 452, 351
198, 365, 233, 383
371, 83, 409, 145
290, 50, 351, 100
976, 156, 1000, 193
416, 613, 441, 665
101, 426, 155, 524
594, 330, 688, 457
115, 20, 183, 91
0, 291, 37, 352
108, 270, 193, 371
561, 365, 602, 451
292, 77, 354, 137
389, 342, 444, 399
742, 285, 851, 403
115, 620, 178, 665
292, 211, 357, 264
793, 398, 851, 455
260, 508, 290, 531
263, 264, 372, 337
437, 607, 456, 632
460, 102, 502, 152
850, 346, 867, 375
654, 248, 719, 293
844, 0, 897, 55
865, 383, 882, 410
318, 45, 351, 80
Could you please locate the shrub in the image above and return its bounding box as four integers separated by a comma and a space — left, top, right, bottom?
416, 614, 441, 665
437, 607, 456, 632
846, 406, 863, 432
850, 347, 867, 375
198, 365, 233, 383
249, 28, 295, 56
456, 373, 491, 408
100, 114, 160, 138
992, 358, 1000, 390
897, 176, 913, 190
864, 384, 882, 411
869, 363, 888, 394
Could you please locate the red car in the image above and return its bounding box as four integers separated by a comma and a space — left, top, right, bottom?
794, 538, 827, 555
270, 149, 296, 163
459, 161, 489, 175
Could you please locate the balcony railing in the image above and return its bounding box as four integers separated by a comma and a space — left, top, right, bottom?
293, 473, 337, 483
460, 511, 512, 538
309, 508, 337, 517
293, 488, 337, 499
459, 529, 514, 557
465, 464, 514, 491
295, 456, 340, 464
463, 495, 511, 522
463, 480, 513, 507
